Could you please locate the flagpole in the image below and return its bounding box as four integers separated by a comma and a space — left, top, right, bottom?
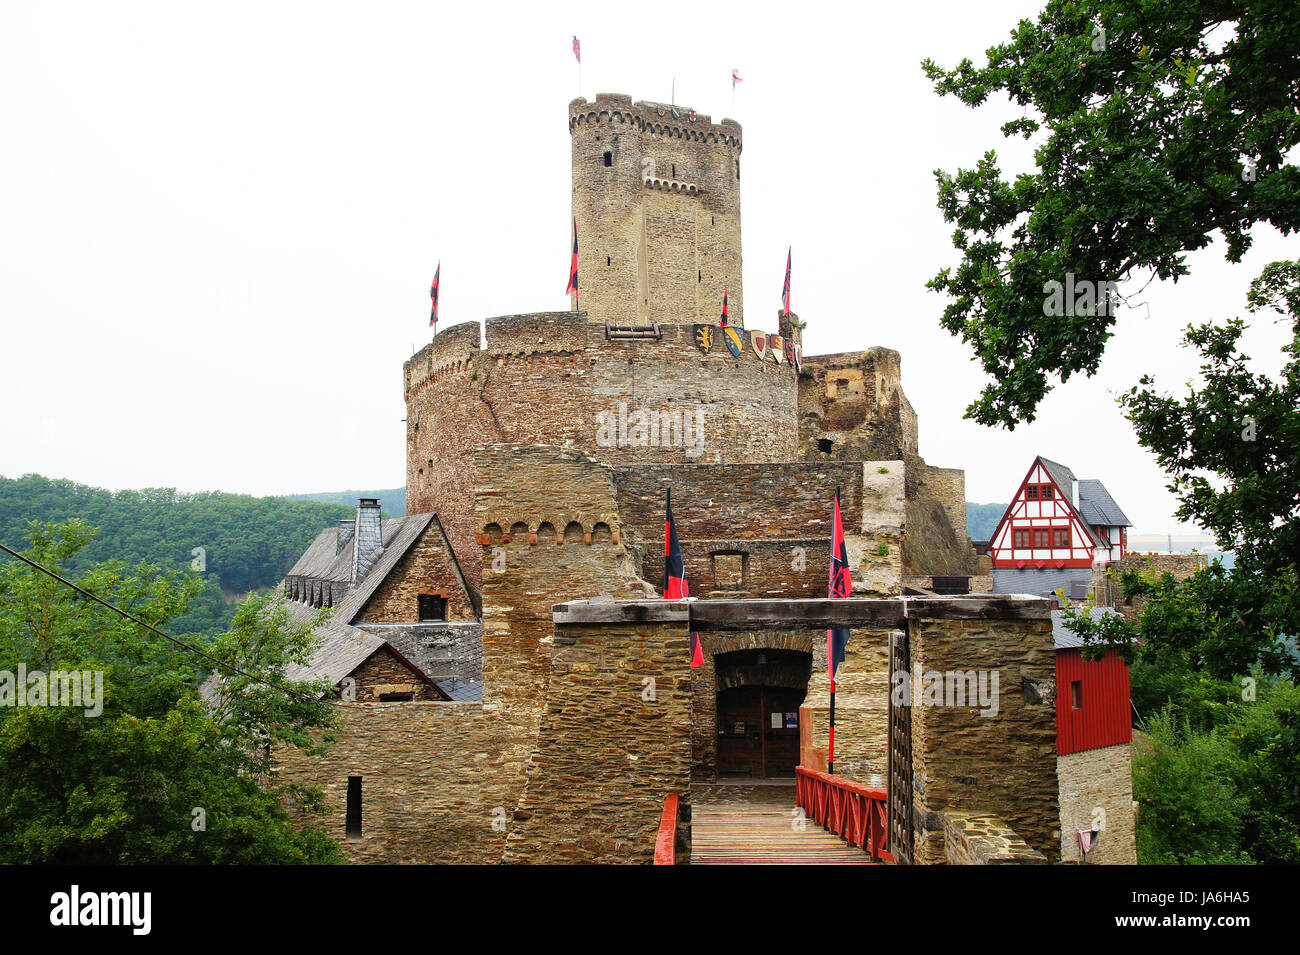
828, 485, 840, 776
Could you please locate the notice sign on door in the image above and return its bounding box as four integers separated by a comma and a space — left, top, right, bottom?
770, 712, 782, 729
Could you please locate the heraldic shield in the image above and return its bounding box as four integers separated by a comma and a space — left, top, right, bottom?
721, 326, 743, 358
770, 334, 785, 364
751, 330, 768, 360
693, 324, 715, 354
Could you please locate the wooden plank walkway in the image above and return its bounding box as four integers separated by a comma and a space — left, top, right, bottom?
691, 782, 877, 865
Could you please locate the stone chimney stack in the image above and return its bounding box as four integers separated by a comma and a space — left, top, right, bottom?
351, 499, 383, 584
336, 520, 356, 555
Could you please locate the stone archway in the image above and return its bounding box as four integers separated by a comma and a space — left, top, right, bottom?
692, 631, 816, 780
713, 648, 812, 778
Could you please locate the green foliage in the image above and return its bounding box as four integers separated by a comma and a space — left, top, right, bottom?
1131, 666, 1300, 864
1134, 708, 1250, 864
0, 521, 341, 863
875, 541, 891, 557
965, 501, 1008, 539
0, 474, 359, 643
923, 0, 1300, 427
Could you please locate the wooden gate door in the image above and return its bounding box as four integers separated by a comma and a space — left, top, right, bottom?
887, 629, 913, 864
717, 686, 804, 777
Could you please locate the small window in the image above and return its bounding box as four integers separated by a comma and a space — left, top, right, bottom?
1041, 484, 1054, 499
1053, 527, 1071, 548
379, 692, 415, 702
1013, 528, 1030, 549
346, 776, 362, 837
418, 594, 447, 621
817, 438, 834, 455
735, 159, 740, 179
1070, 681, 1083, 710
1033, 528, 1051, 548
603, 151, 612, 167
671, 163, 676, 178
1026, 485, 1039, 500
607, 256, 611, 266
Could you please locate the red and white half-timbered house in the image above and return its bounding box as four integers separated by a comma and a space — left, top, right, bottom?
987, 456, 1132, 597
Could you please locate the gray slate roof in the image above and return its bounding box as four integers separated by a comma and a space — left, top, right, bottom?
1051, 607, 1121, 649
1077, 479, 1132, 528
1038, 457, 1077, 498
201, 511, 480, 704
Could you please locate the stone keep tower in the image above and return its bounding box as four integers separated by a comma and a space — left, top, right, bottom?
569, 94, 744, 328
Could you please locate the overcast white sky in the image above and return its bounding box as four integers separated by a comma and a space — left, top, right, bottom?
1, 1, 1293, 538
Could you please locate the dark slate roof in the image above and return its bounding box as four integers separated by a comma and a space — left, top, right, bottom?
1077, 479, 1132, 528
1038, 457, 1077, 498
286, 527, 347, 581
201, 512, 472, 704
437, 679, 484, 703
1051, 607, 1121, 649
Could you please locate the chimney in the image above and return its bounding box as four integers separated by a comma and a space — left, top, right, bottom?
351, 498, 383, 583
336, 520, 356, 554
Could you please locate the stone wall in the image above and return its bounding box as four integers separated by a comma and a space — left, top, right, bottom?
798, 348, 916, 462
943, 811, 1048, 864
918, 464, 968, 544
345, 646, 444, 702
272, 702, 500, 864
503, 617, 693, 863
907, 610, 1060, 864
800, 628, 893, 783
353, 518, 476, 623
1058, 743, 1137, 864
611, 460, 870, 597
476, 445, 657, 861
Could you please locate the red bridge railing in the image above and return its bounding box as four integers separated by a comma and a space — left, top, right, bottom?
796, 766, 893, 862
654, 793, 680, 865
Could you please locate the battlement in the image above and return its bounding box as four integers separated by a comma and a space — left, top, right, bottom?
485, 311, 589, 357
405, 321, 483, 394
569, 95, 742, 150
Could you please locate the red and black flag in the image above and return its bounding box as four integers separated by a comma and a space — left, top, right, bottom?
429, 262, 440, 328
781, 247, 791, 316
572, 36, 581, 64
719, 287, 729, 326
827, 486, 851, 681
665, 488, 704, 668
565, 218, 579, 304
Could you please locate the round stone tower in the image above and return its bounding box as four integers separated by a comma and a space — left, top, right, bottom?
569, 94, 744, 328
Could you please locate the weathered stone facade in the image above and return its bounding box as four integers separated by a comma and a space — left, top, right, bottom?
908, 613, 1061, 864
354, 516, 476, 623
943, 811, 1049, 864
1058, 743, 1138, 864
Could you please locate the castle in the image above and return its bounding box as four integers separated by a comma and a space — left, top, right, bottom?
261, 93, 1133, 865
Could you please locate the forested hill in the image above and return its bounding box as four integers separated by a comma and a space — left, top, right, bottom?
285, 488, 405, 515
0, 474, 359, 641
966, 502, 1008, 540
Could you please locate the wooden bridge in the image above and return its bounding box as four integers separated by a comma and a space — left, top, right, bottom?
657, 770, 893, 865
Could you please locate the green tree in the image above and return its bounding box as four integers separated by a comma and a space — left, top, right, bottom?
1133, 707, 1250, 864
923, 0, 1299, 427
0, 520, 341, 863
